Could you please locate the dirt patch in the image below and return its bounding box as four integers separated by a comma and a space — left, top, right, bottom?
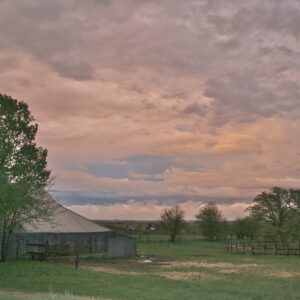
82, 260, 259, 280
238, 264, 258, 268
219, 269, 240, 274
82, 265, 141, 276
82, 263, 223, 281
267, 272, 300, 279
161, 261, 257, 270
84, 260, 258, 278
0, 290, 108, 299
160, 271, 220, 281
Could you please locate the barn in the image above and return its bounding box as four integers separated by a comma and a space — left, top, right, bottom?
4, 201, 136, 259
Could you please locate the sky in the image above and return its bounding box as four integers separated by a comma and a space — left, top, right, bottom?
0, 0, 300, 220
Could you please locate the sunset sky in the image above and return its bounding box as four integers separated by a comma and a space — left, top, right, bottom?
1, 0, 300, 220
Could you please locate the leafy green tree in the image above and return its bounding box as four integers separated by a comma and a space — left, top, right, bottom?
160, 205, 186, 242
249, 187, 300, 240
196, 202, 224, 241
232, 216, 260, 240
282, 211, 300, 240
0, 94, 55, 261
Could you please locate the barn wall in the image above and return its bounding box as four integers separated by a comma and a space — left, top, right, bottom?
107, 236, 136, 257
1, 231, 136, 258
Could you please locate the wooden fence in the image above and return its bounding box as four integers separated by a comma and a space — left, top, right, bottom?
228, 240, 300, 256
134, 234, 200, 243
26, 242, 48, 260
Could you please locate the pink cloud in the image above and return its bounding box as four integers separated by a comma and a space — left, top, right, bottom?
68, 201, 250, 221
1, 0, 300, 220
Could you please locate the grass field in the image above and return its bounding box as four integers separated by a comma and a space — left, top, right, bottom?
0, 239, 299, 300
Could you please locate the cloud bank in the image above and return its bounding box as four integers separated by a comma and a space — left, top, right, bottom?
0, 0, 299, 219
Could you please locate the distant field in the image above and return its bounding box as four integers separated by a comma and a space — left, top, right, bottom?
0, 239, 299, 300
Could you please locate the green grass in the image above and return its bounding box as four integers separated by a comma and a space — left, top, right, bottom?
0, 240, 299, 300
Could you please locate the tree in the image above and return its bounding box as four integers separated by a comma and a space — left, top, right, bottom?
249, 187, 300, 240
232, 216, 260, 240
196, 202, 224, 241
0, 94, 55, 261
160, 205, 186, 242
283, 211, 300, 240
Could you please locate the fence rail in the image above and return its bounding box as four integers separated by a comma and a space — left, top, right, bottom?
26, 242, 48, 260
228, 240, 300, 256
132, 234, 201, 243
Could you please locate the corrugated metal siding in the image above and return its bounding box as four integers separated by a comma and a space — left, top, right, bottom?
107, 234, 136, 257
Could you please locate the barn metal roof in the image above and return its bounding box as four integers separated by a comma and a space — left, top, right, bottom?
23, 204, 111, 234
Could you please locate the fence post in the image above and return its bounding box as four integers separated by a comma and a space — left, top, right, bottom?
274, 243, 277, 256
15, 236, 19, 258
235, 240, 238, 253
45, 240, 48, 259
74, 238, 79, 270
242, 242, 245, 255
298, 240, 300, 257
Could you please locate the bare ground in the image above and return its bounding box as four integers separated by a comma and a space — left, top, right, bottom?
266, 271, 300, 279
79, 259, 262, 281
0, 290, 110, 300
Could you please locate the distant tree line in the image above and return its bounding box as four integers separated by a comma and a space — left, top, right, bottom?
159, 187, 300, 242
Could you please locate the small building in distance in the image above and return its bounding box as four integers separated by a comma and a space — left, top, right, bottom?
4, 198, 136, 259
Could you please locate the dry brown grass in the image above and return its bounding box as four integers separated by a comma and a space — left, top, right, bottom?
80, 260, 259, 281
159, 271, 220, 281
81, 261, 225, 281
0, 290, 110, 299
81, 265, 141, 276
161, 261, 258, 270
266, 271, 300, 279
80, 258, 300, 284
219, 269, 240, 274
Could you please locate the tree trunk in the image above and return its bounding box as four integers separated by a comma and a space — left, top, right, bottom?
0, 217, 15, 262
0, 221, 7, 262
0, 237, 6, 262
